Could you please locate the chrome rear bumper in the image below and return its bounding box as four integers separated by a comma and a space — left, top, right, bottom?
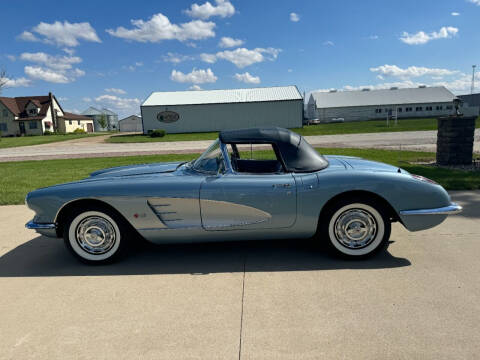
399, 203, 462, 216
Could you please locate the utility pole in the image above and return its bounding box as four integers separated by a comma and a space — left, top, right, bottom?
472, 65, 477, 95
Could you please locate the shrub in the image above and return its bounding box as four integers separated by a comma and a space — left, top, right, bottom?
73, 128, 86, 134
149, 129, 166, 138
43, 131, 52, 135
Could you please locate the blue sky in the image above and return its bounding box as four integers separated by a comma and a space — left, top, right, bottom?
1, 0, 479, 117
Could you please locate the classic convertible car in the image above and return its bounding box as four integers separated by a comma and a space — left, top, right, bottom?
26, 127, 461, 264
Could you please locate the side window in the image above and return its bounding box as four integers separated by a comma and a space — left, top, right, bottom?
228, 143, 284, 174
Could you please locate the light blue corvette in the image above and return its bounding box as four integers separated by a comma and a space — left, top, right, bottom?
26, 127, 461, 264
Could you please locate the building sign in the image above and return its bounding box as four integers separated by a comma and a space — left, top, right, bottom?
157, 111, 179, 123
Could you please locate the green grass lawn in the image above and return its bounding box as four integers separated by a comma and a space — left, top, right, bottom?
1, 147, 479, 205
0, 132, 110, 149
105, 117, 480, 143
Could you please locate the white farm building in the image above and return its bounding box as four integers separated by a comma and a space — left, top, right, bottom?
141, 86, 303, 134
307, 86, 458, 122
119, 115, 143, 132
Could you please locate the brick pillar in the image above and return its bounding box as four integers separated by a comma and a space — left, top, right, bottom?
436, 116, 476, 165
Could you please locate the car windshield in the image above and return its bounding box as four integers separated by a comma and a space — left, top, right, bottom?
191, 139, 225, 174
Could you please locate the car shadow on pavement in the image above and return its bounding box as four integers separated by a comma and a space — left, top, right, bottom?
0, 235, 410, 277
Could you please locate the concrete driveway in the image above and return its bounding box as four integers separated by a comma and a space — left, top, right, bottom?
1, 191, 479, 359
1, 129, 479, 162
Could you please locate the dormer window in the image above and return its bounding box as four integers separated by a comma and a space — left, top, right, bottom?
29, 108, 38, 115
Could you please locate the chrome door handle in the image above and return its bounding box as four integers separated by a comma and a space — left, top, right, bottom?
273, 183, 291, 188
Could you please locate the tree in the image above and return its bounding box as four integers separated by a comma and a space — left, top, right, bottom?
0, 68, 8, 95
97, 113, 108, 130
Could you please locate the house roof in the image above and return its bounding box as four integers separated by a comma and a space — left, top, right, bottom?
61, 112, 92, 121
0, 95, 56, 120
142, 86, 303, 107
310, 86, 456, 109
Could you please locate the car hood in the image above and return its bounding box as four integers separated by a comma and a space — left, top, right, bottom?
325, 155, 406, 174
89, 161, 185, 178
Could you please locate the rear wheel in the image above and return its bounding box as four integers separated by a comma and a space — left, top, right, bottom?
63, 207, 129, 264
320, 198, 391, 258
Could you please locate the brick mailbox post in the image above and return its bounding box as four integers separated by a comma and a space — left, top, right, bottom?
436, 115, 476, 165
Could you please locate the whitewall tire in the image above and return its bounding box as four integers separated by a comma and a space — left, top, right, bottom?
63, 208, 127, 264
321, 199, 391, 258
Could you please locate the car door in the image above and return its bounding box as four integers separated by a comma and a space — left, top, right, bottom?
200, 173, 297, 230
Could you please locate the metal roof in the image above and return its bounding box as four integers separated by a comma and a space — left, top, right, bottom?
310, 86, 456, 109
142, 86, 302, 106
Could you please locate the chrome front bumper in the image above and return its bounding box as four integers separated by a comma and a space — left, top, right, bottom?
25, 220, 58, 237
399, 203, 463, 216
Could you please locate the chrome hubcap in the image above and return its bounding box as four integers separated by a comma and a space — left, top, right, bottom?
76, 216, 116, 255
334, 209, 377, 249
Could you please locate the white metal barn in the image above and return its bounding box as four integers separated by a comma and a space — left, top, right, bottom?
118, 115, 143, 132
141, 86, 303, 134
307, 86, 458, 122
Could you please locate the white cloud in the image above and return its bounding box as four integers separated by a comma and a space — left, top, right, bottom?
20, 52, 82, 70
24, 66, 70, 83
19, 52, 85, 84
18, 31, 39, 42
234, 72, 260, 84
0, 76, 32, 88
323, 40, 334, 46
400, 26, 458, 45
19, 21, 101, 47
208, 47, 281, 68
105, 88, 127, 95
218, 36, 244, 48
369, 35, 379, 40
370, 64, 459, 79
468, 0, 480, 5
189, 85, 203, 90
162, 52, 194, 64
57, 97, 68, 101
94, 94, 142, 110
288, 69, 293, 73
200, 53, 218, 63
170, 68, 217, 84
106, 13, 215, 43
82, 97, 92, 102
123, 62, 143, 71
6, 55, 16, 62
290, 13, 300, 22
451, 12, 460, 16
185, 0, 235, 19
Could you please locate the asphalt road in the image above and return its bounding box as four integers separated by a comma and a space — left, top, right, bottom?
1, 129, 479, 162
1, 191, 479, 359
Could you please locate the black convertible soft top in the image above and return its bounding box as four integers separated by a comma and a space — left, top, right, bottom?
219, 127, 329, 172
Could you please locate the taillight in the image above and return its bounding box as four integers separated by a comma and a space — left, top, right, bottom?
411, 174, 438, 185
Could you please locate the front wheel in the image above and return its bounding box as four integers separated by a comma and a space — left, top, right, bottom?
320, 198, 391, 258
63, 207, 128, 264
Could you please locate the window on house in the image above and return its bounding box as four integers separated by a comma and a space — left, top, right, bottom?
375, 108, 382, 113
2, 109, 8, 117
446, 105, 453, 110
397, 108, 402, 112
69, 120, 72, 125
405, 107, 413, 112
426, 106, 433, 111
0, 123, 7, 132
415, 106, 423, 111
29, 108, 37, 115
78, 120, 81, 125
436, 105, 443, 110
29, 121, 38, 129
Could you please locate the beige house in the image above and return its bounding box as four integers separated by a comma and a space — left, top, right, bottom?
0, 93, 94, 136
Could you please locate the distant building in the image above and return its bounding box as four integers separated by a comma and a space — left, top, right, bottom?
306, 86, 469, 122
119, 115, 143, 132
0, 93, 93, 136
81, 107, 119, 131
458, 93, 480, 116
141, 86, 303, 134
